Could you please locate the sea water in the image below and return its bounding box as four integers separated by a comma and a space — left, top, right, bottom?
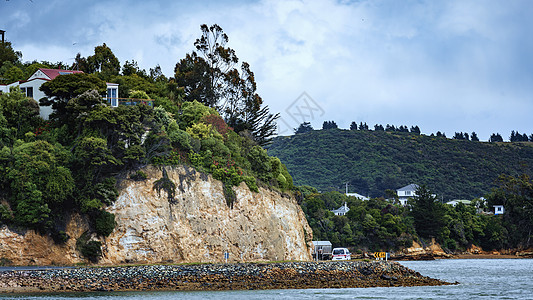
2, 259, 532, 299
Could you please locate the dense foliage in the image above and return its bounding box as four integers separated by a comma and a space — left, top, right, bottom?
301, 181, 530, 252
268, 129, 533, 200
300, 188, 416, 251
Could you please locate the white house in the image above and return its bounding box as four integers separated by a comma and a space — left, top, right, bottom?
0, 68, 119, 119
331, 202, 350, 216
493, 205, 505, 215
396, 184, 419, 206
346, 192, 369, 201
446, 199, 472, 207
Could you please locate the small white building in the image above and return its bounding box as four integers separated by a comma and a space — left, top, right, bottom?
0, 68, 119, 119
446, 199, 472, 207
396, 184, 419, 206
331, 202, 350, 216
493, 205, 505, 215
346, 192, 369, 201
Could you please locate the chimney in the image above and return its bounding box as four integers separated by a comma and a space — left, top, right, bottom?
0, 30, 5, 44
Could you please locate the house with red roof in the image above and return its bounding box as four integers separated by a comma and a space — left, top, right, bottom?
0, 68, 119, 119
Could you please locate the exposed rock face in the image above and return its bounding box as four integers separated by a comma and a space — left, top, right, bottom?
0, 213, 89, 266
0, 165, 313, 265
102, 165, 312, 264
400, 239, 451, 259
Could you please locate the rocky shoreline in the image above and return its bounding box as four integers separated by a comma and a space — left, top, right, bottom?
0, 261, 454, 293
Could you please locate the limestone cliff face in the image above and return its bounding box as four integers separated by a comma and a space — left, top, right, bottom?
0, 165, 313, 265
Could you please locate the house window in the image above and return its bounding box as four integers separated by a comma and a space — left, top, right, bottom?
107, 88, 118, 107
26, 87, 33, 98
405, 191, 411, 196
21, 87, 26, 94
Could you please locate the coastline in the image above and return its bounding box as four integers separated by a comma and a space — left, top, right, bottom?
0, 261, 453, 294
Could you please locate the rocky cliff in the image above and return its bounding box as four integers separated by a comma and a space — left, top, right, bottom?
0, 165, 313, 265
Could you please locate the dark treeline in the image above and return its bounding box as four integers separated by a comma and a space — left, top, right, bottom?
298, 120, 532, 143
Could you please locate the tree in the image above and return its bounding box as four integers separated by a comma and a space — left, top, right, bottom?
471, 132, 479, 142
39, 73, 107, 120
374, 124, 384, 131
436, 131, 446, 138
122, 60, 147, 78
0, 87, 40, 139
294, 122, 313, 134
175, 24, 279, 145
322, 120, 338, 130
410, 125, 421, 134
175, 52, 212, 105
0, 41, 22, 67
489, 133, 503, 143
86, 43, 120, 80
409, 185, 446, 238
350, 121, 358, 130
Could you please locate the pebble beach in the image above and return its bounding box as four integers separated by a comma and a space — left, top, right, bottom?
0, 261, 453, 293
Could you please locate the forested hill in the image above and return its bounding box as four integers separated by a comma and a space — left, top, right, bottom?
267, 129, 533, 200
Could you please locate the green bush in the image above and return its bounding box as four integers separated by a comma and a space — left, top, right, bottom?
129, 170, 148, 181
93, 210, 116, 237
50, 230, 69, 244
223, 181, 237, 208
80, 240, 102, 263
76, 232, 102, 263
169, 129, 192, 150
243, 176, 259, 192
153, 168, 176, 201
0, 204, 13, 223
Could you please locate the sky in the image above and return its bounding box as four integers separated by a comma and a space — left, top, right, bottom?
2, 0, 533, 140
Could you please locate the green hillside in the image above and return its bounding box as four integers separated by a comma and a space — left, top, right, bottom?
268, 129, 533, 200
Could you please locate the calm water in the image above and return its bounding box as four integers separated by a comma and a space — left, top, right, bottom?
2, 259, 532, 299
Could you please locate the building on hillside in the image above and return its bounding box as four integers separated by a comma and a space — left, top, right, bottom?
493, 205, 505, 215
346, 192, 369, 201
344, 183, 369, 200
0, 68, 119, 119
331, 202, 350, 216
396, 184, 419, 206
446, 199, 472, 207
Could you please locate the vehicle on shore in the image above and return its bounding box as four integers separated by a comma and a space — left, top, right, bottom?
332, 248, 351, 260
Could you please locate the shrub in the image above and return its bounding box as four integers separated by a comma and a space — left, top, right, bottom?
50, 230, 70, 244
93, 210, 116, 237
153, 168, 176, 201
129, 170, 148, 181
129, 90, 149, 99
223, 181, 237, 208
76, 232, 102, 263
243, 176, 259, 192
0, 204, 13, 223
80, 240, 102, 263
186, 123, 213, 140
169, 129, 192, 150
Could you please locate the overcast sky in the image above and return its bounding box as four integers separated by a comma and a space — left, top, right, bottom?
2, 0, 532, 140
